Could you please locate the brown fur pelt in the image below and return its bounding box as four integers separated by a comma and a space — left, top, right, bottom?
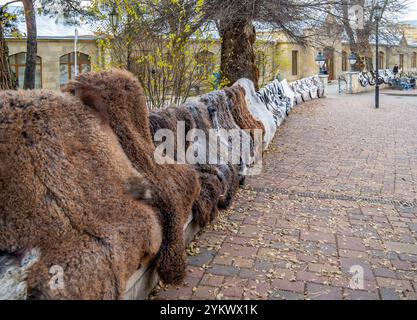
184, 101, 240, 210
224, 85, 265, 140
199, 90, 247, 186
0, 89, 162, 299
149, 106, 223, 228
63, 69, 200, 285
149, 106, 196, 161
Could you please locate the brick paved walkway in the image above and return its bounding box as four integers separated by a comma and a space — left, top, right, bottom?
152, 90, 417, 300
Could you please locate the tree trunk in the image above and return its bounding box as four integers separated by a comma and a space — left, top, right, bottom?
219, 18, 259, 90
22, 0, 37, 89
0, 21, 15, 90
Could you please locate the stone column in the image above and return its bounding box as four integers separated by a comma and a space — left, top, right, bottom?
346, 72, 360, 94
319, 74, 329, 97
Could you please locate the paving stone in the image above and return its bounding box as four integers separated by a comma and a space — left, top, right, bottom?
343, 289, 379, 300
271, 279, 304, 293
376, 277, 413, 291
301, 231, 336, 244
269, 290, 305, 300
306, 283, 343, 300
379, 288, 402, 300
385, 242, 417, 255
207, 265, 240, 277
188, 248, 215, 266
337, 236, 366, 252
200, 273, 224, 287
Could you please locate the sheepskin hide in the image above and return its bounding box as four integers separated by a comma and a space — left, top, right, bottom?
149, 106, 196, 159
289, 82, 303, 105
294, 80, 312, 102
280, 79, 296, 108
63, 69, 200, 285
199, 89, 251, 183
0, 89, 162, 299
184, 101, 240, 210
257, 80, 291, 127
224, 85, 265, 140
302, 78, 318, 99
311, 75, 325, 98
149, 106, 223, 228
233, 78, 276, 150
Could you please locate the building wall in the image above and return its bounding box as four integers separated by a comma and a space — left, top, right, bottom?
6, 34, 416, 91
6, 38, 99, 90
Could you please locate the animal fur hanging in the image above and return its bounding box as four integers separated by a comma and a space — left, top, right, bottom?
63, 69, 201, 285
149, 105, 224, 228
257, 80, 289, 127
184, 101, 240, 211
0, 89, 162, 299
233, 78, 276, 150
199, 89, 251, 184
223, 85, 265, 141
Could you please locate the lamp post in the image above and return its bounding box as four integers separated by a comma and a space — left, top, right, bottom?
74, 28, 78, 78
315, 52, 326, 75
109, 5, 120, 32
374, 4, 383, 109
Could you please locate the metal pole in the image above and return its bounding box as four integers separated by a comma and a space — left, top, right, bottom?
375, 20, 379, 109
74, 28, 79, 77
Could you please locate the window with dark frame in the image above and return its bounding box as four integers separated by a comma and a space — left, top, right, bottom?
9, 52, 42, 89
59, 52, 91, 85
412, 52, 417, 68
342, 51, 348, 71
378, 51, 384, 69
291, 50, 298, 76
399, 54, 404, 70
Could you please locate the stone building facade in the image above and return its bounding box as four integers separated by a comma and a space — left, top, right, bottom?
5, 19, 417, 90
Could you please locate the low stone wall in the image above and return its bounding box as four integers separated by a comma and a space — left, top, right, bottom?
345, 72, 390, 94
124, 214, 200, 300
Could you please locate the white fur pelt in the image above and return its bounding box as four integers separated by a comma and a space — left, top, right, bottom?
0, 248, 40, 300
280, 79, 295, 109
294, 80, 312, 102
311, 75, 325, 97
302, 77, 318, 99
234, 78, 276, 150
257, 79, 291, 127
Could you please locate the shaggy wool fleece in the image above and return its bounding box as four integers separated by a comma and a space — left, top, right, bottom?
224, 85, 265, 140
63, 69, 200, 285
199, 90, 251, 184
0, 89, 162, 299
184, 101, 240, 209
233, 78, 276, 150
149, 106, 226, 228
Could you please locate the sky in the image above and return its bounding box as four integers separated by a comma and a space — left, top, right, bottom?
402, 0, 417, 20
1, 0, 416, 21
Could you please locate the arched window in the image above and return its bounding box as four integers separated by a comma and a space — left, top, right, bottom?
342, 51, 348, 71
378, 51, 384, 69
9, 52, 42, 89
59, 52, 91, 85
195, 50, 215, 77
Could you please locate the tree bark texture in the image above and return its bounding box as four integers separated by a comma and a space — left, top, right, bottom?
219, 18, 259, 90
0, 21, 15, 90
22, 0, 37, 89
